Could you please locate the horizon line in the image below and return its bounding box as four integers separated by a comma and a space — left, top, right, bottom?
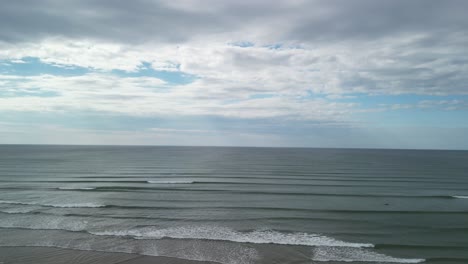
1, 143, 467, 152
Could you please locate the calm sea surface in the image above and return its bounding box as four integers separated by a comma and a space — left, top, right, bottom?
0, 145, 467, 264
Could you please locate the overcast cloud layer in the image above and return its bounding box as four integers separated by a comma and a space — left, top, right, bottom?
0, 0, 467, 149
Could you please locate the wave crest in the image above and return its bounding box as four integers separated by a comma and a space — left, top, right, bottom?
58, 187, 96, 190
0, 200, 105, 208
91, 225, 373, 248
147, 180, 194, 184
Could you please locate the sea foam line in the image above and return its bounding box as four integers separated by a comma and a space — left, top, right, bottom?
91, 225, 374, 248
147, 180, 194, 184
0, 200, 105, 208
58, 187, 96, 190
312, 246, 425, 263
0, 208, 36, 214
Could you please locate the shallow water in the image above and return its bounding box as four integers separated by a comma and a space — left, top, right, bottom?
0, 145, 467, 263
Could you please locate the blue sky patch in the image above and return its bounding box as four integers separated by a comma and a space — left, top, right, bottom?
229, 41, 255, 48
263, 43, 283, 49
0, 57, 90, 76
249, 93, 275, 99
111, 62, 196, 85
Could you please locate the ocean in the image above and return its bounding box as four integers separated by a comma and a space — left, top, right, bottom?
0, 145, 467, 264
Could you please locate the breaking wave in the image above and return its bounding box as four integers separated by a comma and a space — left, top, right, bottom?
91, 225, 373, 248
0, 207, 36, 214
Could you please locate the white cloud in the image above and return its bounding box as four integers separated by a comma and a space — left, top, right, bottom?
2, 32, 468, 99
1, 34, 467, 125
0, 73, 357, 122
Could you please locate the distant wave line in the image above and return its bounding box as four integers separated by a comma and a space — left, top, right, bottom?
2, 200, 467, 214
58, 187, 96, 190
53, 186, 467, 199
147, 180, 194, 184
0, 200, 105, 208
0, 210, 373, 223
64, 177, 468, 185
2, 210, 468, 236
2, 184, 465, 199
7, 180, 468, 189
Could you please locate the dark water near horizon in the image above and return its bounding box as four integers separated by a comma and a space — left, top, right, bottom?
0, 145, 467, 264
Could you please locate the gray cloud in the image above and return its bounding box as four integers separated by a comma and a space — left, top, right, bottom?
1, 0, 468, 44
288, 0, 468, 42
0, 0, 230, 43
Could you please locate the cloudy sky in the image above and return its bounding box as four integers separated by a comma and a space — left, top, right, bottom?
1, 0, 467, 149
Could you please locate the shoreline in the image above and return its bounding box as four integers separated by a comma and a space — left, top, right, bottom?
0, 246, 219, 264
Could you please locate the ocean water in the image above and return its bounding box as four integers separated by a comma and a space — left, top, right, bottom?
0, 145, 467, 264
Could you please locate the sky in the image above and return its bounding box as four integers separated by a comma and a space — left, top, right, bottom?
0, 0, 468, 149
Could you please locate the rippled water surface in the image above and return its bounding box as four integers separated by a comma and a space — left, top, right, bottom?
1, 145, 467, 263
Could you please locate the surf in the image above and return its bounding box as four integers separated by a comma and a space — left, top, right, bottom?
91, 225, 374, 248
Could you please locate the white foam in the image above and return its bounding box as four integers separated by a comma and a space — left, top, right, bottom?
0, 214, 89, 231
312, 247, 425, 263
0, 229, 258, 264
44, 203, 105, 208
91, 225, 373, 248
0, 207, 36, 214
0, 200, 36, 206
58, 187, 96, 190
0, 200, 105, 208
452, 195, 468, 199
147, 180, 194, 184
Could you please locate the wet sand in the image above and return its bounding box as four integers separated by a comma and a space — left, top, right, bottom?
0, 246, 219, 264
